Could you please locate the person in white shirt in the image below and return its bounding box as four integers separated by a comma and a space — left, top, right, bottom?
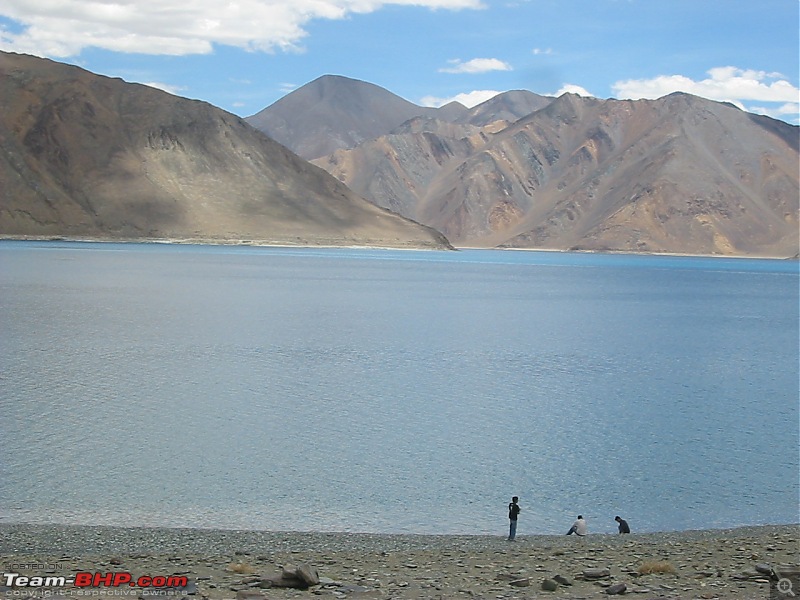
566, 515, 587, 536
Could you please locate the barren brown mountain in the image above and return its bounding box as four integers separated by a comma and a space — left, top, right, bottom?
0, 53, 451, 249
245, 74, 550, 160
245, 75, 448, 161
302, 83, 799, 257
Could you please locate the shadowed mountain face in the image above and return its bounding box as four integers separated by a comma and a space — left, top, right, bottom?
0, 53, 451, 249
245, 74, 550, 160
298, 82, 798, 257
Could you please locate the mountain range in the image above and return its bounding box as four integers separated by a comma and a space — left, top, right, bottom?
247, 75, 799, 257
0, 53, 450, 249
1, 54, 797, 257
246, 75, 552, 161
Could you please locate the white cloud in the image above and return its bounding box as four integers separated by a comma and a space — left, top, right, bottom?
554, 84, 593, 97
0, 0, 484, 58
141, 81, 186, 95
748, 102, 800, 123
612, 66, 799, 123
613, 67, 798, 103
420, 89, 501, 108
531, 47, 552, 55
439, 58, 512, 74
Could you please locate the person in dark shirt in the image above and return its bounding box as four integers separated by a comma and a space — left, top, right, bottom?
507, 496, 521, 540
615, 516, 630, 534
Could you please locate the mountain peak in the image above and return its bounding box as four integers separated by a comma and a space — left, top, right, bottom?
301, 74, 396, 102
246, 75, 431, 159
246, 77, 549, 160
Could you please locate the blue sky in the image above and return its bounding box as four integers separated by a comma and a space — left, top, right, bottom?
1, 0, 798, 123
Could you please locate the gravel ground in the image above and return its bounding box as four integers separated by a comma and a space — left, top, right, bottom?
1, 523, 797, 599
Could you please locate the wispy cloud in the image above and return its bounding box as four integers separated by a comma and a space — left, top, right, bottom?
531, 47, 553, 55
0, 0, 484, 58
613, 67, 798, 103
439, 58, 512, 74
142, 81, 186, 95
612, 66, 799, 122
420, 89, 501, 108
554, 84, 593, 97
748, 102, 800, 121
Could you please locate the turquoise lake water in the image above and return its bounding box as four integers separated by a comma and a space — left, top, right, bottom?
1, 241, 798, 535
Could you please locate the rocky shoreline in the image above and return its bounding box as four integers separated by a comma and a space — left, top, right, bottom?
1, 523, 797, 599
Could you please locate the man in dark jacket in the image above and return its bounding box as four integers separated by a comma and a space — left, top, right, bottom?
615, 516, 630, 534
507, 496, 521, 540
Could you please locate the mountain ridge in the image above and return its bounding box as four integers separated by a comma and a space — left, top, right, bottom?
245, 74, 550, 160
3, 56, 797, 257
256, 76, 799, 257
0, 53, 452, 249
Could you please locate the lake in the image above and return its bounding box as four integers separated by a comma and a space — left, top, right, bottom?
1, 241, 797, 535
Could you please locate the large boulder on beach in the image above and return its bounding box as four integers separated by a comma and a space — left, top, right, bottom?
541, 578, 558, 591
606, 582, 627, 594
583, 568, 612, 579
297, 564, 320, 586
754, 563, 774, 576
554, 574, 573, 586
259, 563, 320, 589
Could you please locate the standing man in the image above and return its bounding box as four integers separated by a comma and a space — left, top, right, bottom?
507, 496, 521, 540
615, 516, 630, 534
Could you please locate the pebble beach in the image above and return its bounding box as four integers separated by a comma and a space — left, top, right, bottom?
1, 523, 797, 599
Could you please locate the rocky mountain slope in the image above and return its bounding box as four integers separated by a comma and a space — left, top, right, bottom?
314, 92, 799, 256
255, 76, 798, 257
0, 53, 451, 249
245, 74, 550, 160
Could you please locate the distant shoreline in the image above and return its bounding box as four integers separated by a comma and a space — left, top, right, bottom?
1, 521, 797, 554
1, 235, 797, 260
466, 243, 799, 260
0, 235, 448, 251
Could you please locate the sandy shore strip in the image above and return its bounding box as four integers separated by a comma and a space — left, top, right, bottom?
1, 523, 797, 599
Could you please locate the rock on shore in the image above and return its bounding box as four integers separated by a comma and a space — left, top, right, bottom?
0, 524, 797, 599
